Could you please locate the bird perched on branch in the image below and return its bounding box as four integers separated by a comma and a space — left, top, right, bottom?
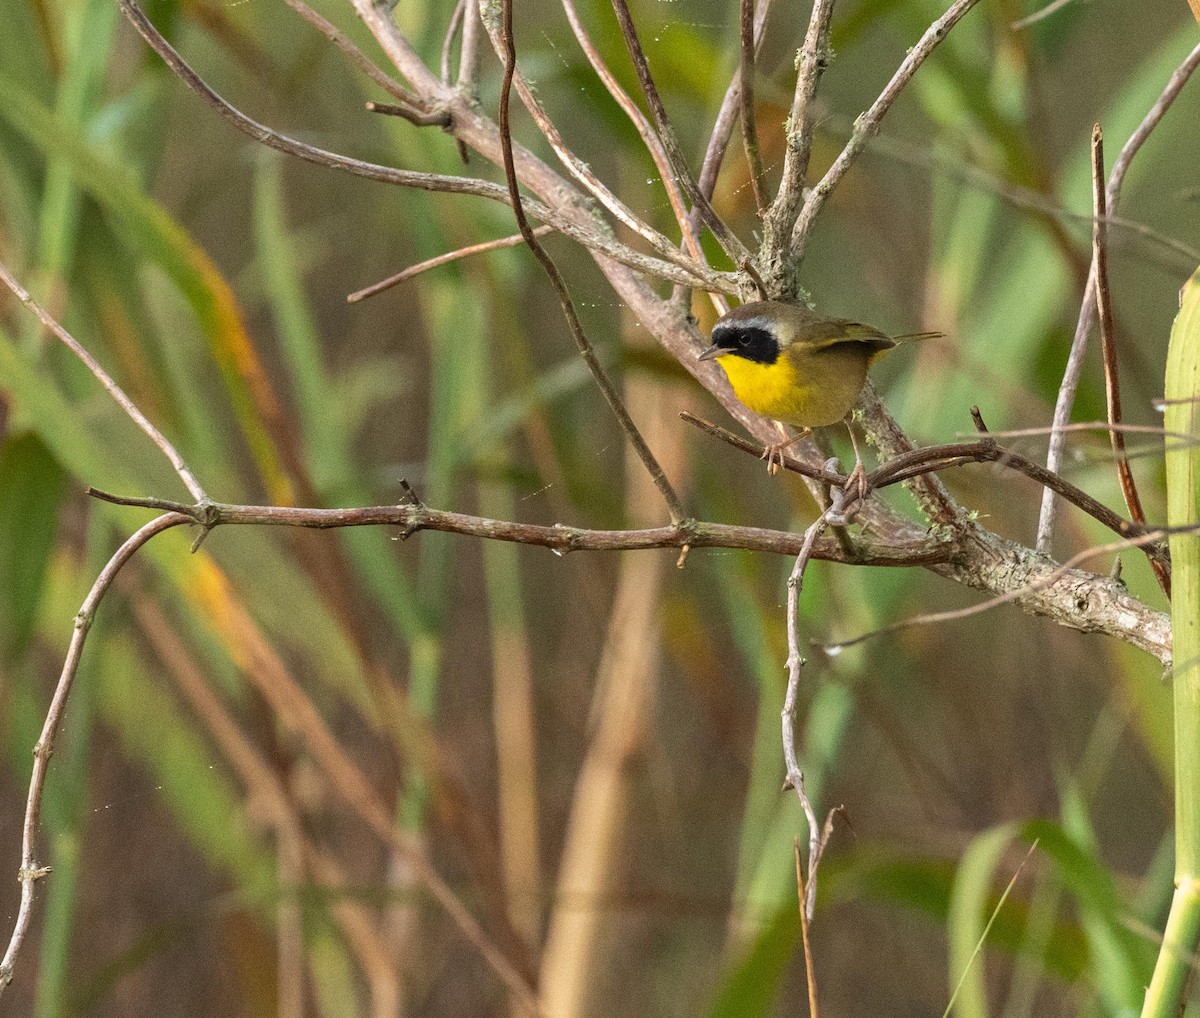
698, 300, 938, 489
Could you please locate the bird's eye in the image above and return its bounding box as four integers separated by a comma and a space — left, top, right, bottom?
716, 324, 777, 365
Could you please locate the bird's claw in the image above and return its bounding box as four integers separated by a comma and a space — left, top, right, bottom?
844, 459, 869, 503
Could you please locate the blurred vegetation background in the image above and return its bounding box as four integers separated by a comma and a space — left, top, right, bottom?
0, 0, 1198, 1014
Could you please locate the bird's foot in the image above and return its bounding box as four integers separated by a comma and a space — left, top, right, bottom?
761, 427, 812, 476
843, 457, 869, 503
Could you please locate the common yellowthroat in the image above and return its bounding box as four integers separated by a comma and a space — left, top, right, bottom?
698, 300, 937, 480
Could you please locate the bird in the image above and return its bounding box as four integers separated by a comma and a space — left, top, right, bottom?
697, 299, 938, 490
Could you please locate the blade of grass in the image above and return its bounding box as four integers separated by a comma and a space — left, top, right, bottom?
33, 0, 118, 297
0, 74, 296, 503
1142, 263, 1200, 1018
946, 834, 1037, 1018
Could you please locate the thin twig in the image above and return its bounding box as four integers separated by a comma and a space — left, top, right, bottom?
473, 1, 719, 284
1011, 0, 1077, 30
559, 0, 708, 288
0, 512, 193, 993
960, 421, 1200, 445
789, 0, 985, 261
497, 0, 685, 524
608, 0, 749, 264
795, 838, 821, 1018
738, 0, 768, 214
441, 0, 467, 84
347, 226, 554, 303
1037, 41, 1200, 552
1089, 125, 1167, 594
457, 0, 483, 93
117, 0, 732, 293
365, 100, 451, 127
695, 0, 772, 207
280, 0, 423, 108
762, 0, 836, 281
783, 509, 841, 922
0, 260, 208, 503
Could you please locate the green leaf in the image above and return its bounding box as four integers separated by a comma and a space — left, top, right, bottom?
947, 823, 1020, 1018
0, 432, 68, 662
705, 900, 801, 1018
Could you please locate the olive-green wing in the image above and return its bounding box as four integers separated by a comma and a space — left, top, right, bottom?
800, 322, 942, 354
796, 318, 896, 356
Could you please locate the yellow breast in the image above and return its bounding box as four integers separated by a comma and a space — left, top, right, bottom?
715, 344, 872, 428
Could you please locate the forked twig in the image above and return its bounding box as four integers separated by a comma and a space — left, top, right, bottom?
441, 0, 467, 83
560, 0, 711, 300
680, 409, 1169, 572
788, 0, 985, 260
795, 837, 822, 1018
695, 0, 772, 208
474, 0, 717, 283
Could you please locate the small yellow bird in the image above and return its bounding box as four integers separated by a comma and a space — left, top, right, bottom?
698, 300, 936, 481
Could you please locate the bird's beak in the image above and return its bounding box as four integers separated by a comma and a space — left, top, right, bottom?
697, 343, 732, 362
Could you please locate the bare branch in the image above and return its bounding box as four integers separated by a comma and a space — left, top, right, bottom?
1010, 0, 1077, 30
496, 0, 685, 524
0, 512, 193, 994
457, 0, 484, 94
608, 0, 749, 264
474, 0, 718, 283
560, 0, 703, 271
695, 0, 773, 206
0, 260, 208, 503
280, 0, 421, 108
682, 410, 1166, 564
117, 0, 734, 293
83, 489, 951, 567
347, 226, 555, 303
788, 0, 985, 266
1088, 125, 1167, 594
761, 0, 835, 283
441, 0, 467, 84
822, 524, 1181, 655
783, 508, 842, 922
1038, 41, 1200, 551
738, 0, 769, 214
